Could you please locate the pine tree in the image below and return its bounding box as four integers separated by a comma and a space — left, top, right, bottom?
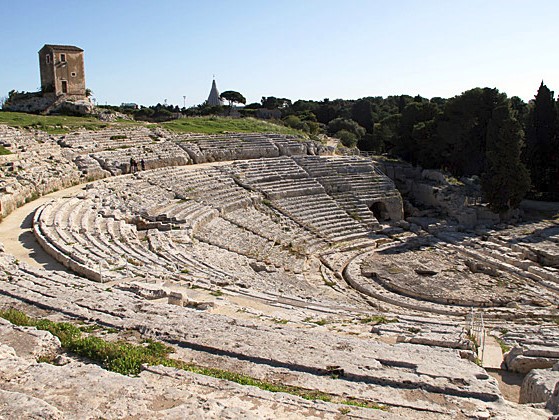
482, 105, 530, 213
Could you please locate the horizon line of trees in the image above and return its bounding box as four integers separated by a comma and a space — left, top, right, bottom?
246, 83, 558, 213
87, 82, 559, 212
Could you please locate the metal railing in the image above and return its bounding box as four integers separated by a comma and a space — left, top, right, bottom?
466, 308, 486, 365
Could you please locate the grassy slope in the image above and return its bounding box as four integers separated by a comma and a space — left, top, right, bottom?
162, 116, 305, 136
0, 111, 305, 137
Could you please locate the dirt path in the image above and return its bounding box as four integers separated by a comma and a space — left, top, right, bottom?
482, 335, 504, 369
0, 184, 87, 271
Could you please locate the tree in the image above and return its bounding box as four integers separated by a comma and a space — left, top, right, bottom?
481, 105, 530, 213
261, 96, 291, 109
336, 130, 358, 148
524, 82, 558, 196
326, 118, 365, 140
220, 91, 246, 107
436, 88, 507, 176
351, 99, 374, 133
393, 101, 439, 164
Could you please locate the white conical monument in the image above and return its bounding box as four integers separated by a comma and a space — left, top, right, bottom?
207, 78, 222, 106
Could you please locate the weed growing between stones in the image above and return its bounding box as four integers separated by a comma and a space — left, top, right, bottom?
359, 316, 398, 325
0, 309, 387, 411
494, 336, 511, 353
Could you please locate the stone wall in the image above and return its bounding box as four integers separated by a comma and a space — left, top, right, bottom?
378, 160, 502, 228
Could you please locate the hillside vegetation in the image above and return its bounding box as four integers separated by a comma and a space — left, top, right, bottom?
0, 112, 306, 137
162, 116, 305, 136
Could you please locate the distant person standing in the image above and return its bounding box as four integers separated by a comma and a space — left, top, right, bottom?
140, 159, 146, 171
129, 157, 138, 173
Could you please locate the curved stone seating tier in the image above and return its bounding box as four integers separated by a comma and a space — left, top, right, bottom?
176, 133, 332, 164
0, 127, 83, 217
371, 317, 473, 350
293, 155, 403, 222
329, 191, 380, 228
222, 207, 329, 256
226, 156, 310, 184
91, 141, 192, 176
178, 136, 280, 164
448, 241, 559, 295
138, 167, 252, 214
34, 195, 180, 282
273, 194, 371, 243
58, 127, 156, 153
486, 223, 559, 270
194, 217, 306, 273
145, 230, 235, 287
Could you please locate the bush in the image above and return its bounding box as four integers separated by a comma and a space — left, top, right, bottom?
327, 117, 365, 139
335, 129, 358, 148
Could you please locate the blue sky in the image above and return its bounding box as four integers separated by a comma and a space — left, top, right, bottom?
1, 1, 558, 107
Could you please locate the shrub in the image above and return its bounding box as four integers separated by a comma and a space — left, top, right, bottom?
335, 130, 358, 148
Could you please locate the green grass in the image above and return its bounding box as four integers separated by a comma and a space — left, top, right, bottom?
0, 145, 12, 155
163, 116, 306, 136
0, 112, 306, 137
0, 309, 386, 410
0, 111, 145, 134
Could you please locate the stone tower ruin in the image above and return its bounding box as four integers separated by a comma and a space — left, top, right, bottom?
38, 44, 86, 98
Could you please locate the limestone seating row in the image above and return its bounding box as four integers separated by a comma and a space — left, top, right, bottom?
255, 178, 326, 200
502, 326, 559, 371
372, 318, 473, 350
454, 240, 559, 292
330, 192, 380, 228
178, 137, 279, 164
33, 201, 107, 282
91, 141, 191, 175
87, 175, 220, 234
139, 167, 252, 214
34, 197, 175, 282
58, 127, 155, 153
176, 133, 331, 164
295, 157, 398, 201
222, 207, 329, 256
194, 217, 305, 273
34, 186, 240, 286
487, 224, 559, 271
273, 195, 371, 243
227, 157, 309, 184
146, 230, 234, 287
143, 199, 213, 228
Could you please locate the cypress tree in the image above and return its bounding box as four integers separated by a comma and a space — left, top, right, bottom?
482, 105, 530, 213
524, 82, 558, 195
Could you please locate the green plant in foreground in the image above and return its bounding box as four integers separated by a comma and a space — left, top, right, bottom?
0, 309, 386, 410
